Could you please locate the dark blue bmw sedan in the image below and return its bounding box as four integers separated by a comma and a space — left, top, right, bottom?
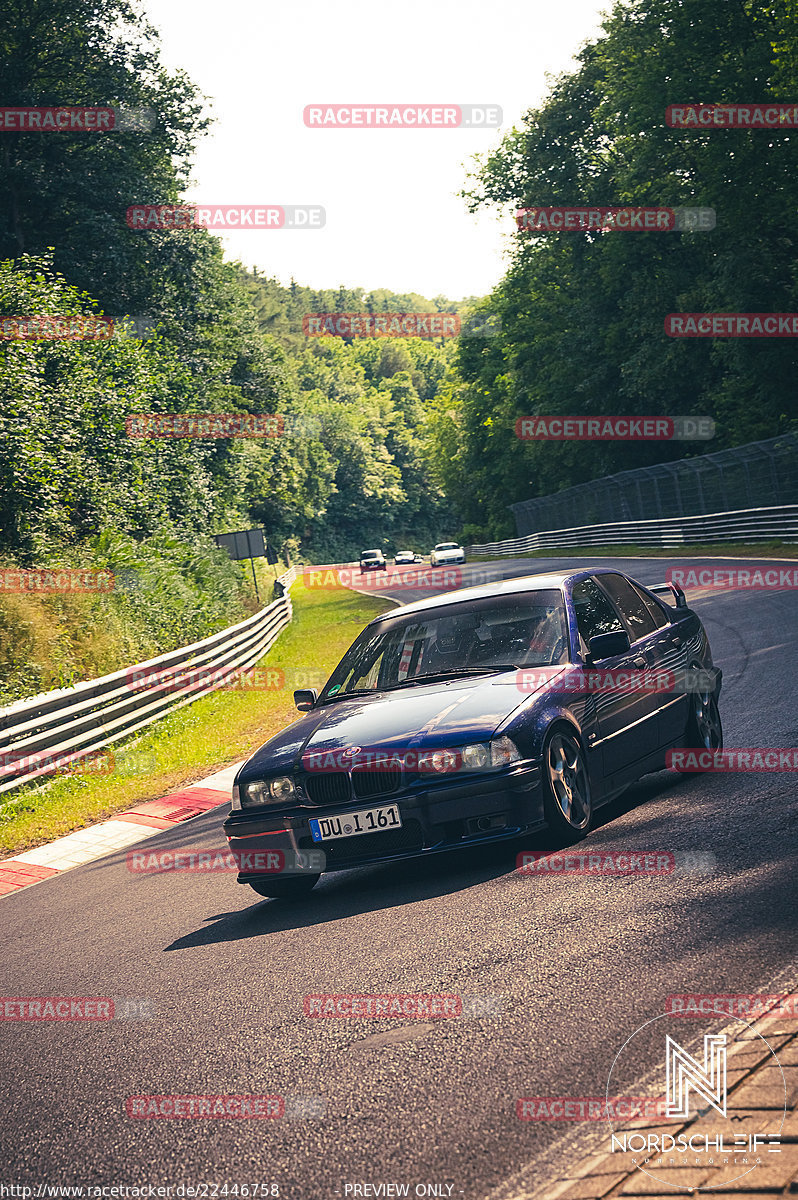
223, 569, 722, 898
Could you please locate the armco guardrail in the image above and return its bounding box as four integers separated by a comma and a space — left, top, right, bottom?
466, 505, 798, 557
0, 566, 297, 799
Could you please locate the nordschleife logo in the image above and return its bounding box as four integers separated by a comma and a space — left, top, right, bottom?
665, 1033, 727, 1118
605, 1012, 785, 1191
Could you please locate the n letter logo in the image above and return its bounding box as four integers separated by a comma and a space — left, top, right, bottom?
666, 1034, 727, 1117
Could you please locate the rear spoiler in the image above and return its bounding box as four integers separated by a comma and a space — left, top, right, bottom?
649, 582, 687, 609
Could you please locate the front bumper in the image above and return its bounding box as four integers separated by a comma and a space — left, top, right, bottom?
223, 764, 543, 881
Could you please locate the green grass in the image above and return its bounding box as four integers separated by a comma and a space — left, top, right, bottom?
0, 578, 390, 858
468, 540, 798, 562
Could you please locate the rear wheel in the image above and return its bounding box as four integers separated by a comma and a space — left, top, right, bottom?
248, 875, 320, 899
541, 727, 593, 844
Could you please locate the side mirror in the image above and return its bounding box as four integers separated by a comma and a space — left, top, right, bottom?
587, 630, 631, 662
294, 688, 317, 711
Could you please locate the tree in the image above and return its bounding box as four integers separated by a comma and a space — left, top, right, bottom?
447, 0, 798, 538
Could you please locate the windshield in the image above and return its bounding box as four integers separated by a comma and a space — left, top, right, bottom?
361, 551, 381, 559
435, 543, 459, 550
318, 590, 568, 701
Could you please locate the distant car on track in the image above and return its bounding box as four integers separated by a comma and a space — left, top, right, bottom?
359, 549, 387, 572
430, 541, 465, 566
224, 568, 722, 898
394, 550, 416, 566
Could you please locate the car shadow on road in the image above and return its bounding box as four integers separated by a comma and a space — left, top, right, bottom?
163, 768, 689, 952
164, 839, 534, 950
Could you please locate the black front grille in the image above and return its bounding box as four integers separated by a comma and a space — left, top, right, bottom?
351, 767, 402, 799
299, 818, 424, 864
304, 772, 350, 806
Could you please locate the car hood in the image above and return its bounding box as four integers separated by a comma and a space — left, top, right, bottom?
238, 666, 567, 780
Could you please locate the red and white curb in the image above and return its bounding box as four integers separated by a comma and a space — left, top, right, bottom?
0, 761, 242, 897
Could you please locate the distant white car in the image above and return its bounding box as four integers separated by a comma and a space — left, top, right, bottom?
394, 550, 416, 565
359, 549, 387, 572
430, 541, 466, 566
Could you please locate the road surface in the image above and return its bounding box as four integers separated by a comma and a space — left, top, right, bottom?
1, 554, 796, 1199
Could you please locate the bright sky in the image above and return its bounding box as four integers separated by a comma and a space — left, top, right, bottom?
145, 0, 612, 299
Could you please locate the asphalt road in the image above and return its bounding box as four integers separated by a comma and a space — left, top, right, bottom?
2, 554, 797, 1198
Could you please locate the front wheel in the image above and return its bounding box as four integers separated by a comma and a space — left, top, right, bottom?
680, 687, 723, 774
541, 727, 593, 844
248, 874, 320, 899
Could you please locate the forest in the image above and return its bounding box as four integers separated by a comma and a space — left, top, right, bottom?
1, 0, 796, 697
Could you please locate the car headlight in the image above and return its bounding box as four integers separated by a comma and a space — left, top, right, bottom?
490, 735, 521, 768
459, 739, 520, 769
241, 776, 296, 808
461, 743, 490, 770
419, 748, 461, 774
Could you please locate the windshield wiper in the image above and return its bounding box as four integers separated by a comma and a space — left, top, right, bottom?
385, 666, 519, 690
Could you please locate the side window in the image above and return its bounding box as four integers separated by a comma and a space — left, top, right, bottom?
629, 581, 671, 630
572, 578, 624, 653
598, 574, 659, 641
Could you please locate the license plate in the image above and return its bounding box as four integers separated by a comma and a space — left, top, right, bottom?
309, 804, 402, 843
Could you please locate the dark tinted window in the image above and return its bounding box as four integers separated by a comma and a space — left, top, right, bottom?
572, 578, 624, 650
598, 574, 658, 640
629, 581, 671, 630
319, 590, 568, 699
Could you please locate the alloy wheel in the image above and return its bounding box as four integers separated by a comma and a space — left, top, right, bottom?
546, 731, 592, 830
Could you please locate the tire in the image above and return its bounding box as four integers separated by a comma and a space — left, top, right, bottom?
248, 874, 320, 899
680, 682, 723, 774
541, 727, 593, 844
